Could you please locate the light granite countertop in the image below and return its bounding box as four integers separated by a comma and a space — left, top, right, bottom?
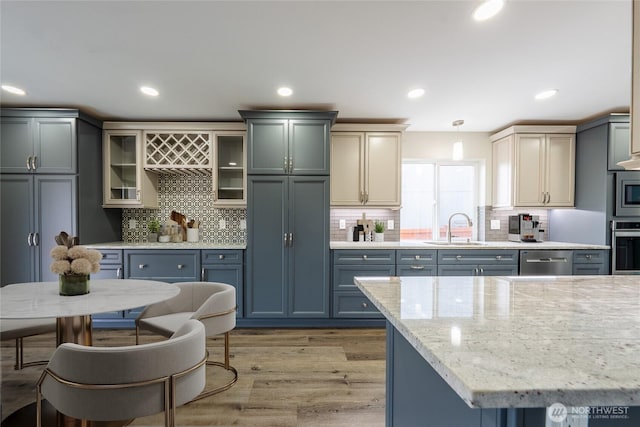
355, 275, 640, 408
85, 241, 246, 250
331, 240, 609, 250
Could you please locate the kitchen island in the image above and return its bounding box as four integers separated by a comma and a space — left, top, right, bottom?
355, 275, 640, 427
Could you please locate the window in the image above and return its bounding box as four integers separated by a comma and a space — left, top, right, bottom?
401, 161, 478, 241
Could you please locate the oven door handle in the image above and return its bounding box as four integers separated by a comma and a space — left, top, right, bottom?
612, 231, 640, 237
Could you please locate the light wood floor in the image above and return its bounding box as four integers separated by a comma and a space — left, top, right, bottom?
1, 328, 386, 426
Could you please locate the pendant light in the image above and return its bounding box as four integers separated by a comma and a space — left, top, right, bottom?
452, 119, 464, 161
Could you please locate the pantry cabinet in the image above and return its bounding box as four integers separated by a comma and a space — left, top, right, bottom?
491, 126, 576, 208
0, 109, 121, 286
330, 124, 406, 207
102, 128, 158, 208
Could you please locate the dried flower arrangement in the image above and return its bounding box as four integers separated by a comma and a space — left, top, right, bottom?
50, 231, 102, 276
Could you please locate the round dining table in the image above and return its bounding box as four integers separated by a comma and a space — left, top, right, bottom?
0, 279, 180, 426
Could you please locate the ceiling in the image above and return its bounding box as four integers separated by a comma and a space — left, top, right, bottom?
0, 0, 632, 132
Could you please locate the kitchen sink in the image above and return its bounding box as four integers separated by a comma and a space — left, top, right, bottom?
424, 241, 488, 246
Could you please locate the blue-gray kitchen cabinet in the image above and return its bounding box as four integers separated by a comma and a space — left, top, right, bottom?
123, 249, 200, 319
0, 114, 77, 174
573, 249, 609, 275
246, 175, 330, 318
332, 249, 395, 318
1, 175, 77, 285
201, 249, 244, 317
437, 249, 519, 276
396, 249, 438, 276
240, 110, 337, 175
91, 249, 126, 327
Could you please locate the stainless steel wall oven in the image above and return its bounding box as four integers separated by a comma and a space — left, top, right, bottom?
611, 220, 640, 274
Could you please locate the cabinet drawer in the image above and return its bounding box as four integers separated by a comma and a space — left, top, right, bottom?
97, 249, 123, 264
202, 249, 243, 265
333, 249, 395, 265
332, 291, 383, 318
573, 264, 607, 275
573, 250, 608, 264
437, 250, 519, 265
396, 249, 437, 265
125, 250, 199, 281
333, 264, 396, 291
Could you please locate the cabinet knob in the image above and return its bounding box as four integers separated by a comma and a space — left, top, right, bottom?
586, 254, 592, 260
496, 255, 502, 260
362, 255, 368, 260
138, 264, 146, 269
414, 255, 421, 260
177, 264, 185, 270
361, 302, 368, 308
219, 254, 225, 260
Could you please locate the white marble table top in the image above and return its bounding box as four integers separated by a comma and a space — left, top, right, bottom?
1, 279, 179, 319
355, 275, 640, 409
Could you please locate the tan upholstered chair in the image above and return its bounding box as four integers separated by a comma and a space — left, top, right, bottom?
1, 318, 56, 370
136, 281, 238, 400
36, 319, 206, 427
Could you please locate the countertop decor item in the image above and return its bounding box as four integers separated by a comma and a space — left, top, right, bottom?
50, 232, 101, 296
147, 218, 160, 242
374, 220, 385, 242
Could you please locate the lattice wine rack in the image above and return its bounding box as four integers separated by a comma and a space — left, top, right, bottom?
144, 131, 213, 175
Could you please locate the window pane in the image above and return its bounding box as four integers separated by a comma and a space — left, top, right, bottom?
400, 163, 434, 240
438, 165, 475, 240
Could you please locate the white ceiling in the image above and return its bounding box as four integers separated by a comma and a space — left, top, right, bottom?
0, 0, 632, 132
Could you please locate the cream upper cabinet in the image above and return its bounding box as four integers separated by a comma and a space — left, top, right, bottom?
330, 125, 404, 207
491, 126, 575, 208
213, 131, 246, 207
102, 129, 158, 208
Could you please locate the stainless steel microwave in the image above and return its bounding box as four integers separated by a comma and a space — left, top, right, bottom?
616, 171, 640, 217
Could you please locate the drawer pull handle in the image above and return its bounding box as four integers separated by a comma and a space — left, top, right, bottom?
138, 264, 146, 269
362, 255, 368, 260
410, 265, 425, 270
496, 255, 502, 260
361, 302, 368, 308
456, 255, 462, 261
586, 254, 592, 260
219, 254, 225, 260
414, 255, 421, 260
177, 264, 185, 270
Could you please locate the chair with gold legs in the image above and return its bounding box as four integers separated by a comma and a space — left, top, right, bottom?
36, 319, 206, 427
136, 281, 238, 401
1, 318, 56, 370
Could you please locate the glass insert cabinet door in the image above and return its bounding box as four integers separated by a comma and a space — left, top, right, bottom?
103, 130, 142, 205
214, 132, 246, 206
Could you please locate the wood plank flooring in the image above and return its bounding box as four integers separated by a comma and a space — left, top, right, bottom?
1, 328, 386, 426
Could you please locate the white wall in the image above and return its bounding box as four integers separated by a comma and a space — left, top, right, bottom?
401, 131, 493, 205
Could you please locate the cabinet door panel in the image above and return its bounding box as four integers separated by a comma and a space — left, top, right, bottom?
35, 118, 76, 173
203, 264, 244, 317
365, 133, 401, 206
289, 120, 330, 175
608, 123, 631, 170
514, 134, 544, 206
0, 117, 33, 173
330, 132, 364, 205
247, 119, 288, 174
0, 175, 36, 285
546, 134, 575, 206
246, 176, 287, 316
289, 177, 329, 317
492, 136, 513, 208
36, 175, 77, 282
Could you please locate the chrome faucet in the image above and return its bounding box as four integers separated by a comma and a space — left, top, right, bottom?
447, 212, 473, 243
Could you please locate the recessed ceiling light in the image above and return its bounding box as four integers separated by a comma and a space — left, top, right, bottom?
1, 84, 26, 95
277, 87, 293, 97
473, 0, 504, 21
407, 88, 425, 99
535, 89, 558, 100
140, 86, 159, 96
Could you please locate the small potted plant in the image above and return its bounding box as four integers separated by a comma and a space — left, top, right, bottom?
148, 219, 161, 242
374, 220, 385, 242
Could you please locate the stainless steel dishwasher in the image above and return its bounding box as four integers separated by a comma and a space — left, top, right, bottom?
519, 250, 573, 275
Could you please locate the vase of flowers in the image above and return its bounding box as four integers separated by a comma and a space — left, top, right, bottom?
50, 232, 102, 296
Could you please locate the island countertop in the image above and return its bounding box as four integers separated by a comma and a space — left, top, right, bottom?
355, 275, 640, 408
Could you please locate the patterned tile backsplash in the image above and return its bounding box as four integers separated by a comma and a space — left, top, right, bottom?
122, 174, 246, 244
